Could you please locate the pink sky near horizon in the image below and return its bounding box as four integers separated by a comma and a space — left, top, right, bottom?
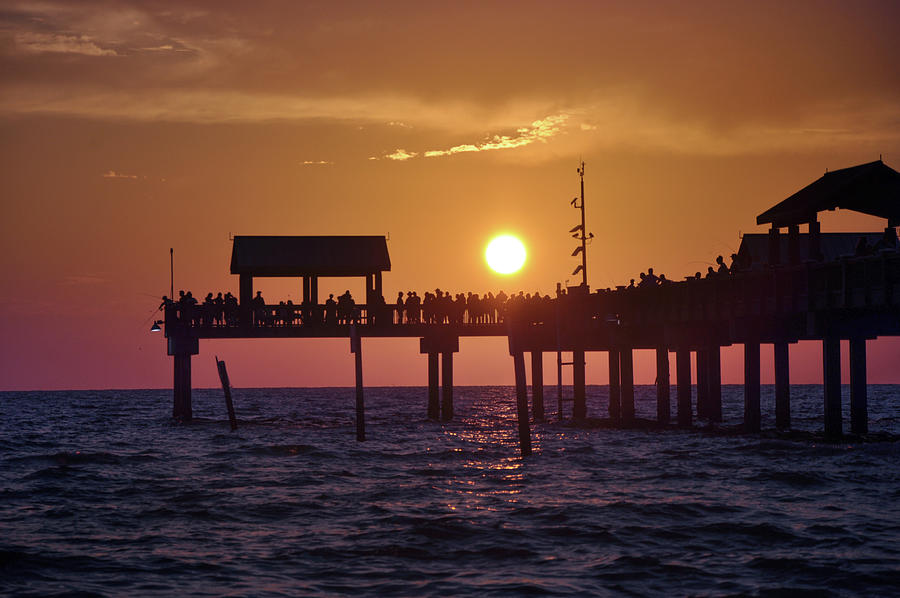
1, 0, 899, 391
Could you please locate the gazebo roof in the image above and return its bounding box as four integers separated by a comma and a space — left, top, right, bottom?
757, 160, 900, 228
230, 235, 391, 277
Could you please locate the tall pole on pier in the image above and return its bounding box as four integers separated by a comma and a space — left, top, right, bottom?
570, 161, 592, 287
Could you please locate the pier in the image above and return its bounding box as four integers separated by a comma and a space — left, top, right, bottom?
161, 160, 900, 454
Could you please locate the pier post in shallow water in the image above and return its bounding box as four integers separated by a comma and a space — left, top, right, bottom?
608, 348, 621, 423
620, 347, 635, 424
572, 349, 586, 422
849, 337, 868, 435
707, 345, 722, 423
774, 341, 791, 429
656, 347, 670, 424
676, 348, 692, 427
350, 324, 365, 441
168, 336, 199, 422
744, 340, 761, 433
531, 351, 545, 421
823, 336, 842, 438
696, 348, 710, 420
441, 351, 454, 422
513, 351, 533, 457
427, 352, 439, 420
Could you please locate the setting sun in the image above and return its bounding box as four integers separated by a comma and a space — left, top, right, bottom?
485, 235, 527, 274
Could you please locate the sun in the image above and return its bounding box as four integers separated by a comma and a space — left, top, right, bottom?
485, 235, 527, 275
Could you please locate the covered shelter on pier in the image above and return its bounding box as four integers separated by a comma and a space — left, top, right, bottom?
755, 160, 900, 264
230, 235, 391, 312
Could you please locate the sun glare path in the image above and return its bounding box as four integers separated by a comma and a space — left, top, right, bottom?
485, 235, 527, 275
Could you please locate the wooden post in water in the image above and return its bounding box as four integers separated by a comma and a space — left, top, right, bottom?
849, 337, 868, 435
676, 348, 692, 427
531, 351, 544, 421
656, 347, 670, 424
696, 348, 709, 420
608, 348, 621, 423
215, 357, 238, 431
620, 347, 635, 424
169, 336, 198, 422
774, 341, 791, 429
707, 345, 722, 422
427, 352, 440, 420
823, 336, 842, 439
572, 349, 586, 422
513, 351, 533, 457
744, 340, 761, 433
350, 323, 365, 441
441, 351, 454, 422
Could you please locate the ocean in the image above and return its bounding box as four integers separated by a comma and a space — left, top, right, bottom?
2, 385, 899, 597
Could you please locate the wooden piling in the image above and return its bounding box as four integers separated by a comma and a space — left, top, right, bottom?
441, 351, 454, 422
696, 348, 710, 420
743, 340, 761, 433
620, 347, 635, 424
707, 345, 722, 422
513, 351, 533, 457
350, 324, 365, 441
655, 347, 670, 424
572, 349, 586, 422
173, 352, 193, 422
427, 352, 439, 420
215, 357, 238, 431
774, 341, 791, 429
531, 351, 544, 421
849, 337, 868, 435
608, 348, 621, 423
676, 348, 692, 427
823, 336, 842, 439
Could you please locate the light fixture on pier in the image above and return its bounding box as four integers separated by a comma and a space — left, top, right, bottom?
150, 320, 163, 332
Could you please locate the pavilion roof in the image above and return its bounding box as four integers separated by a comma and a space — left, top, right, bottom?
230, 235, 391, 277
756, 160, 900, 228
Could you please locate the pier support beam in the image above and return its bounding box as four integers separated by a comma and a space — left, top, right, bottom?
707, 346, 722, 422
656, 347, 670, 424
744, 340, 761, 433
573, 349, 586, 422
608, 349, 621, 423
850, 337, 868, 435
513, 351, 533, 457
420, 336, 459, 423
823, 337, 842, 438
620, 347, 635, 424
441, 351, 454, 422
427, 352, 439, 420
531, 351, 545, 421
350, 325, 365, 441
696, 348, 710, 420
676, 348, 692, 427
774, 341, 791, 429
169, 336, 199, 422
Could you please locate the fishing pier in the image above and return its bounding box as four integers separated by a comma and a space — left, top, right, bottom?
161, 160, 900, 455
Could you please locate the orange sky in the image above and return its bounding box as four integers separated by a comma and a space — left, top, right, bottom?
1, 0, 899, 390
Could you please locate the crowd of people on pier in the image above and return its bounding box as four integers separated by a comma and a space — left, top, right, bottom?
160, 288, 557, 328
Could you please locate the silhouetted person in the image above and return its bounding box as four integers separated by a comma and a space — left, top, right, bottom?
706, 266, 716, 279
646, 267, 659, 286
716, 255, 729, 275
325, 294, 337, 325
214, 292, 224, 326
252, 290, 266, 326
396, 291, 405, 324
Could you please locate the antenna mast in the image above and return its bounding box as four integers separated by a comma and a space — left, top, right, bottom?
569, 161, 592, 287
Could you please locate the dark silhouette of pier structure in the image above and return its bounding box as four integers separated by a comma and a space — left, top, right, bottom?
162, 160, 900, 455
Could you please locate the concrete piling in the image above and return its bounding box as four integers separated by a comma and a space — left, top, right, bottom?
676, 348, 692, 427
573, 349, 586, 422
656, 347, 670, 424
774, 341, 791, 429
513, 351, 533, 457
608, 348, 621, 423
531, 351, 544, 421
849, 337, 868, 435
744, 340, 761, 433
620, 347, 635, 424
823, 336, 842, 439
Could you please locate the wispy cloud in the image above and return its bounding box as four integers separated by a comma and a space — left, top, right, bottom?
300, 160, 334, 165
102, 170, 137, 179
13, 32, 118, 56
379, 114, 569, 161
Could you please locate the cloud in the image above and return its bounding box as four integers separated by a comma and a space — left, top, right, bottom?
102, 170, 137, 179
384, 114, 569, 160
300, 160, 333, 165
13, 32, 118, 56
383, 149, 417, 161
